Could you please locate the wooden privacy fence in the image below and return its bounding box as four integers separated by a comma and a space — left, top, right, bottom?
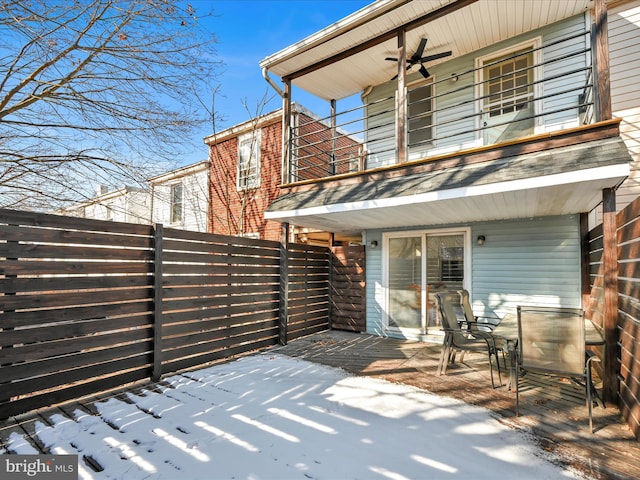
586, 195, 640, 440
0, 209, 364, 419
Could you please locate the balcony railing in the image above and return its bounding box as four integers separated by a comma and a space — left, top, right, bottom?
287, 28, 595, 184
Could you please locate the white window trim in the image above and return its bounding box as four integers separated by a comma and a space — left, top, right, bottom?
381, 227, 471, 336
475, 37, 543, 144
170, 182, 184, 225
237, 130, 261, 191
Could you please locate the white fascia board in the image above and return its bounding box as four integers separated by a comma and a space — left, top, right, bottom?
258, 0, 404, 71
265, 163, 630, 220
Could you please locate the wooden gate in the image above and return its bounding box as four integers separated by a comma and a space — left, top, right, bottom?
330, 245, 366, 331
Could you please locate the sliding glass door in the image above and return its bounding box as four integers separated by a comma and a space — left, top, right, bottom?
385, 230, 468, 334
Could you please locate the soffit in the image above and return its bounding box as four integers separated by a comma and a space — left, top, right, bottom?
264, 136, 630, 234
260, 0, 593, 101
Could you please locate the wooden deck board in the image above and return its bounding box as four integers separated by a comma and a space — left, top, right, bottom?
273, 330, 640, 480
1, 329, 638, 479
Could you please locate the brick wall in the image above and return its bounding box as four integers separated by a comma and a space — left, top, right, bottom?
294, 113, 363, 181
208, 120, 283, 242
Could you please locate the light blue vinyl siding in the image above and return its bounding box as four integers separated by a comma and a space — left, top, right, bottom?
472, 215, 582, 316
541, 15, 590, 131
364, 231, 385, 336
365, 215, 582, 336
363, 13, 589, 161
363, 91, 396, 168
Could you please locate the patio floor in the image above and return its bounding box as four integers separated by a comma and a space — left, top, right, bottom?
271, 330, 640, 480
1, 329, 639, 479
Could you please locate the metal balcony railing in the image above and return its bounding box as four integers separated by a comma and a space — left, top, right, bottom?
287, 28, 595, 184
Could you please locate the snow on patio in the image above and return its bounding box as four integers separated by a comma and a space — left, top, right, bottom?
3, 353, 590, 479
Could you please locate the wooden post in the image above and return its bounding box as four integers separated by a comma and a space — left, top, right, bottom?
152, 223, 164, 382
279, 222, 290, 345
602, 188, 619, 405
330, 99, 337, 175
396, 30, 407, 164
594, 0, 612, 121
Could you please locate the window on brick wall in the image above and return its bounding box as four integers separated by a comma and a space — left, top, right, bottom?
237, 130, 261, 190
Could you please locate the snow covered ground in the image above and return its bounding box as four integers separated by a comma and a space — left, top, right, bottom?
3, 353, 590, 479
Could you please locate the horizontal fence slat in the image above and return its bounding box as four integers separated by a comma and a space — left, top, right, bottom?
0, 288, 153, 312
0, 302, 153, 329
0, 211, 361, 419
0, 369, 151, 420
0, 275, 152, 294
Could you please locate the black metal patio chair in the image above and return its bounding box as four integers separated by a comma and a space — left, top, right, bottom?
435, 292, 503, 388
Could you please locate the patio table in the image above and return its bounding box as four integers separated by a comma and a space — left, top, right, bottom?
491, 312, 604, 390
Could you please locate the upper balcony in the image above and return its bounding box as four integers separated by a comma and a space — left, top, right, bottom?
260, 0, 630, 233
262, 0, 614, 183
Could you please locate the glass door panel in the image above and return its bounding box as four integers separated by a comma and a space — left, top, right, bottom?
388, 237, 422, 330
385, 232, 466, 334
426, 235, 465, 328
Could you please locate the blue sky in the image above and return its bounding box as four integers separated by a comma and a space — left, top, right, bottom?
185, 0, 371, 163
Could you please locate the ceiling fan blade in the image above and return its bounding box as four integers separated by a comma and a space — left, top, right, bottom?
418, 64, 430, 78
411, 38, 428, 62
420, 50, 453, 63
385, 57, 399, 62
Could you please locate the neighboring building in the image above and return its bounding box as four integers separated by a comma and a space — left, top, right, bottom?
60, 185, 150, 224
60, 161, 210, 233
260, 0, 637, 340
204, 104, 363, 244
149, 160, 209, 232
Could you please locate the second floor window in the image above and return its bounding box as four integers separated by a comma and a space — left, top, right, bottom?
171, 183, 183, 224
408, 80, 434, 153
237, 131, 261, 191
481, 46, 535, 144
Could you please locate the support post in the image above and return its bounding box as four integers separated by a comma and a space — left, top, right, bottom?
396, 30, 407, 164
152, 223, 164, 382
279, 222, 290, 345
594, 0, 612, 121
602, 188, 619, 405
330, 99, 337, 175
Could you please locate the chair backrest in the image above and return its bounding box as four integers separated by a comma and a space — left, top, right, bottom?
435, 292, 461, 331
517, 306, 586, 376
458, 289, 475, 324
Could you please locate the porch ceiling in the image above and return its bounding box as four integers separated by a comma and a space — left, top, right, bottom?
264, 137, 630, 234
259, 0, 592, 101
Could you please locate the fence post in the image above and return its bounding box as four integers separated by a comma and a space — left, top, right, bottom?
152, 223, 164, 382
602, 188, 618, 405
279, 223, 290, 345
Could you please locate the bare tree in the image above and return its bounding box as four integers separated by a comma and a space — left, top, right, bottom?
0, 0, 221, 210
208, 89, 276, 237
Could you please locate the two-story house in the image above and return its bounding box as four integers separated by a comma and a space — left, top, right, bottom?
204, 104, 363, 244
62, 160, 210, 232
149, 160, 210, 232
260, 0, 637, 340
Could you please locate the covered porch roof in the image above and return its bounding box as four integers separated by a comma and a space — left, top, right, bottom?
265, 133, 630, 234
259, 0, 593, 101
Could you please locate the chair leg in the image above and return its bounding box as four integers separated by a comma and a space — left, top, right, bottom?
487, 350, 496, 388
437, 336, 451, 376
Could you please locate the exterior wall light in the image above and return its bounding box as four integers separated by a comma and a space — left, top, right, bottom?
477, 235, 486, 245
370, 240, 378, 248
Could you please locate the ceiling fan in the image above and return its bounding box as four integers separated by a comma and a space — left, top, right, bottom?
385, 38, 452, 79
